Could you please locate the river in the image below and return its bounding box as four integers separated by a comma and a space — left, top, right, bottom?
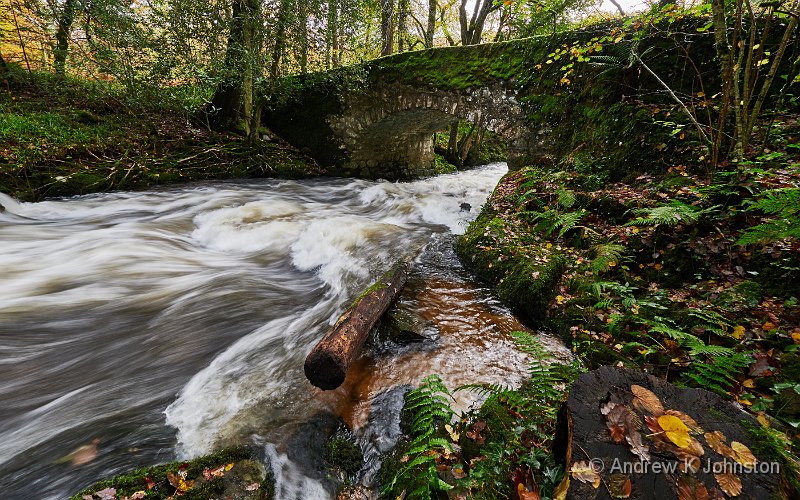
0, 163, 569, 498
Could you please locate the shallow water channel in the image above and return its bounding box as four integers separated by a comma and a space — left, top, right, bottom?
0, 163, 569, 498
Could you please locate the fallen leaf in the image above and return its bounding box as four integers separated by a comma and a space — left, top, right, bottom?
705, 431, 737, 461
762, 321, 776, 331
792, 332, 800, 344
731, 325, 745, 340
517, 483, 541, 500
570, 461, 601, 488
676, 475, 711, 500
626, 427, 651, 461
714, 472, 742, 497
730, 441, 756, 466
601, 400, 618, 415
658, 415, 692, 448
127, 493, 146, 500
95, 488, 116, 500
664, 410, 703, 434
245, 482, 260, 491
144, 477, 155, 490
553, 476, 570, 500
631, 385, 664, 415
607, 473, 632, 498
606, 404, 639, 444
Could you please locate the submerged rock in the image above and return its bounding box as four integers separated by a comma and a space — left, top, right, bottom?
554, 367, 780, 499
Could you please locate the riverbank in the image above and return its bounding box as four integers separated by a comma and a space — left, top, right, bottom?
0, 67, 324, 202
450, 114, 800, 496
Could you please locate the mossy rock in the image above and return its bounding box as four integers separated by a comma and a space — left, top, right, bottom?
72, 446, 273, 500
324, 435, 364, 476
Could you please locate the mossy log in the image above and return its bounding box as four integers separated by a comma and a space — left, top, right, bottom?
305, 260, 410, 390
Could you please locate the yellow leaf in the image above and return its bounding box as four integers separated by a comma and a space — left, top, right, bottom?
658, 415, 691, 448
731, 441, 756, 466
224, 463, 234, 471
762, 321, 776, 331
445, 424, 459, 442
792, 332, 800, 344
743, 379, 755, 388
732, 325, 745, 339
757, 413, 771, 428
556, 295, 566, 304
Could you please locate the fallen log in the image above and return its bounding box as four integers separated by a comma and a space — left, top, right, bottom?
304, 260, 411, 390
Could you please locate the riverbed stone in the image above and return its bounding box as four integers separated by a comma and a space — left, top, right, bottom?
554, 366, 780, 499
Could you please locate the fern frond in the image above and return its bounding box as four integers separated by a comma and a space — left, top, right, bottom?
556, 188, 577, 209
749, 188, 800, 217
681, 352, 752, 397
625, 201, 715, 227
738, 219, 800, 245
590, 243, 626, 273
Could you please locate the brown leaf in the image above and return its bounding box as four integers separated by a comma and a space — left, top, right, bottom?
676, 476, 710, 500
704, 431, 736, 461
606, 405, 629, 444
714, 472, 742, 497
631, 385, 664, 415
570, 461, 601, 488
517, 483, 541, 500
730, 441, 756, 467
645, 415, 663, 434
607, 474, 632, 499
625, 428, 651, 461
601, 400, 618, 416
664, 410, 703, 434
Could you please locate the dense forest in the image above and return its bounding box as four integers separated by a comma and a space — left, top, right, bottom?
1, 0, 800, 499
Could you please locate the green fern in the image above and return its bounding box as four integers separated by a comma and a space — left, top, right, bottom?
556, 188, 577, 209
590, 243, 626, 273
738, 188, 800, 244
681, 352, 752, 397
383, 375, 454, 498
625, 200, 716, 227
645, 319, 735, 357
534, 209, 587, 238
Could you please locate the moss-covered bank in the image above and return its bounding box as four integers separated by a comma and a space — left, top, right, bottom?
71, 446, 274, 500
0, 67, 322, 201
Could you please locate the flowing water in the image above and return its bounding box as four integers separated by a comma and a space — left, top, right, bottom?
0, 163, 569, 499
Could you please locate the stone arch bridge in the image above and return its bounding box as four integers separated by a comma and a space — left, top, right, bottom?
263, 28, 716, 180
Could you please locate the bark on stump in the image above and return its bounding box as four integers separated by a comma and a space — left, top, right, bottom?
554, 366, 781, 499
305, 260, 410, 390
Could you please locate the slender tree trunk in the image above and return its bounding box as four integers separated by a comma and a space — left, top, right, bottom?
327, 0, 339, 68
711, 0, 733, 166
459, 0, 494, 45
425, 0, 435, 48
380, 0, 394, 55
270, 0, 291, 79
299, 0, 309, 73
244, 0, 263, 140
54, 0, 77, 74
397, 0, 408, 51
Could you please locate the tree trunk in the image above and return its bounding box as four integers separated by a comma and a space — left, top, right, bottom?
425, 0, 435, 48
244, 0, 263, 140
299, 0, 309, 74
270, 0, 291, 80
397, 0, 409, 51
327, 0, 339, 68
54, 0, 77, 74
209, 0, 261, 132
380, 0, 394, 56
304, 260, 411, 390
459, 0, 495, 45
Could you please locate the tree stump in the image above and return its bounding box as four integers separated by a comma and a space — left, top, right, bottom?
305, 260, 410, 390
554, 366, 781, 499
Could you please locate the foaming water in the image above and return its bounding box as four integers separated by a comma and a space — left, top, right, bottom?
0, 164, 567, 498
